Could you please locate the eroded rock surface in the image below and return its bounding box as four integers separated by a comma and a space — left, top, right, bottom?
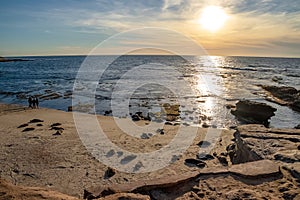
231, 100, 276, 125
261, 85, 300, 112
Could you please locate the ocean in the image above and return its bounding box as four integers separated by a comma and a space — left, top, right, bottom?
0, 55, 299, 128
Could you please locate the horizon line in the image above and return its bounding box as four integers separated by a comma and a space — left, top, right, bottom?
2, 54, 300, 59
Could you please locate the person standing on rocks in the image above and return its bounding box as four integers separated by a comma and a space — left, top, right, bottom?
28, 96, 33, 109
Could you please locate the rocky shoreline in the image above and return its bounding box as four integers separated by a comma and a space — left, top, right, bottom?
0, 103, 299, 199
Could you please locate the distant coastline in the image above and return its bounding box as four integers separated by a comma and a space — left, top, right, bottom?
0, 56, 32, 62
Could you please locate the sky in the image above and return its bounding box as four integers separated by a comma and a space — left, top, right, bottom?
0, 0, 300, 57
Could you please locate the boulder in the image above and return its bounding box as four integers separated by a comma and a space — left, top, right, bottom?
231, 100, 276, 125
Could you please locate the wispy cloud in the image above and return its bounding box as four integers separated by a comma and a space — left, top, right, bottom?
1, 0, 299, 56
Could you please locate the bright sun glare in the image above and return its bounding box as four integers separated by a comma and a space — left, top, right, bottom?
199, 6, 229, 32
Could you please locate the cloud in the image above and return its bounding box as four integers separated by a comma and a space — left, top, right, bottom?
1, 0, 299, 57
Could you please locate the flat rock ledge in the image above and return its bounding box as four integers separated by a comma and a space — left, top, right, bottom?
84, 160, 280, 199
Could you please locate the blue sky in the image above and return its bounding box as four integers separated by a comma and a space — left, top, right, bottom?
0, 0, 299, 57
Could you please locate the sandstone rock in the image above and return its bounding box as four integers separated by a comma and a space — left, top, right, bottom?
229, 160, 280, 178
228, 125, 300, 164
84, 172, 199, 199
231, 100, 276, 125
99, 193, 150, 200
274, 150, 300, 163
162, 103, 180, 121
0, 178, 78, 200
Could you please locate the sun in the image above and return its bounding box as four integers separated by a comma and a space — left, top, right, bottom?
199, 6, 229, 32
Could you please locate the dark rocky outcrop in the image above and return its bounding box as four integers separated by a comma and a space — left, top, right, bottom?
231, 100, 276, 125
261, 85, 300, 112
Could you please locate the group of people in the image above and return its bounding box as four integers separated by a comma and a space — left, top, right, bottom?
28, 96, 39, 109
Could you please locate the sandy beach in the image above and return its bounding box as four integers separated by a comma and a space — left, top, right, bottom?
0, 103, 299, 200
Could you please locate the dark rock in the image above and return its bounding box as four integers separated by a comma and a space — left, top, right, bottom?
295, 124, 300, 129
36, 124, 43, 127
229, 125, 237, 129
39, 93, 62, 100
29, 119, 44, 123
184, 159, 206, 168
131, 114, 140, 121
164, 121, 173, 125
104, 167, 116, 179
274, 152, 299, 163
50, 123, 62, 127
53, 130, 62, 136
197, 153, 214, 160
156, 129, 164, 135
136, 112, 143, 117
22, 127, 35, 132
231, 100, 276, 124
50, 126, 64, 131
143, 113, 151, 121
261, 85, 300, 112
282, 191, 298, 200
261, 85, 298, 102
120, 155, 137, 165
217, 155, 228, 166
141, 133, 152, 139
290, 100, 300, 112
197, 141, 211, 148
225, 104, 236, 109
104, 110, 112, 115
67, 106, 72, 112
202, 123, 210, 128
17, 123, 28, 128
